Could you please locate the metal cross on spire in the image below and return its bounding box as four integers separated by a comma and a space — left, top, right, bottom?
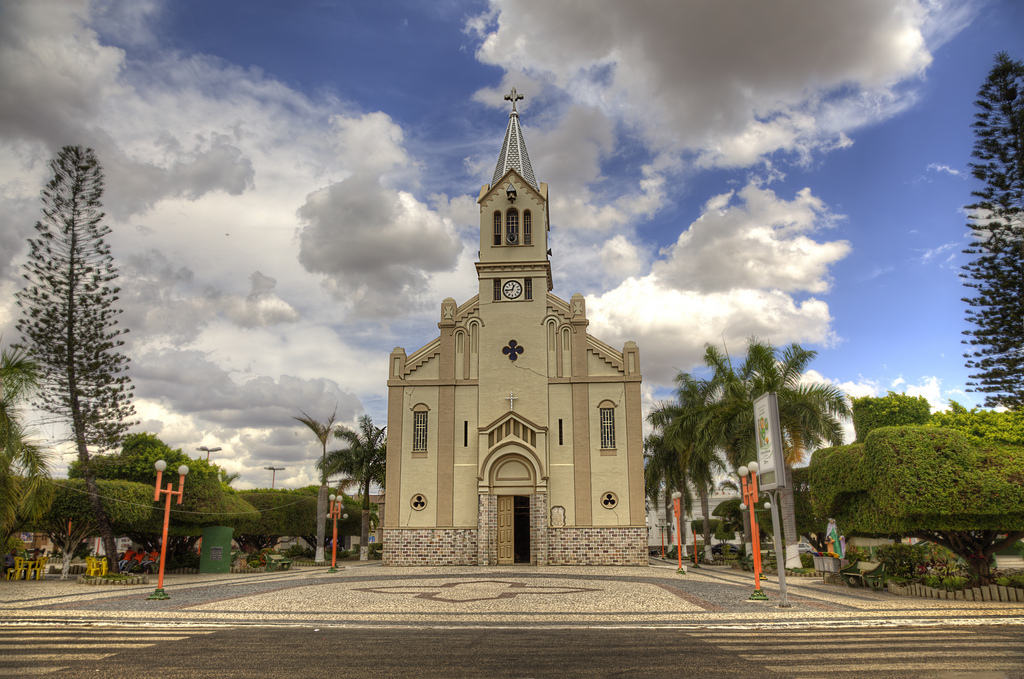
505, 87, 524, 113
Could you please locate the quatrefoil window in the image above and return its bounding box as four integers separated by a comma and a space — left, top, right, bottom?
410, 493, 427, 511
502, 340, 524, 362
601, 492, 618, 509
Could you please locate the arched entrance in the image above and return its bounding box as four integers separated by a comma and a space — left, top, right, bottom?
492, 455, 533, 565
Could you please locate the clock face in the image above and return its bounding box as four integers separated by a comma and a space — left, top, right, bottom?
502, 280, 522, 299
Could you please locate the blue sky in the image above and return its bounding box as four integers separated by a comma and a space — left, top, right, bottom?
0, 0, 1021, 488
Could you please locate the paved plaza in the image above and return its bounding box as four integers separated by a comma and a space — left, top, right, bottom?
2, 559, 1023, 629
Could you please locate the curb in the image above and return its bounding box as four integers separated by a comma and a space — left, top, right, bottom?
888, 581, 1024, 602
76, 574, 150, 586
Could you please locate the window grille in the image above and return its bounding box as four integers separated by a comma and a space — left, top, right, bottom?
525, 278, 532, 300
600, 407, 615, 449
493, 278, 501, 301
493, 211, 501, 245
524, 211, 532, 245
413, 411, 428, 451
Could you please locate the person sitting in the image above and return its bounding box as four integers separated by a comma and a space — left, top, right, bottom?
138, 550, 158, 573
118, 549, 137, 572
4, 549, 17, 577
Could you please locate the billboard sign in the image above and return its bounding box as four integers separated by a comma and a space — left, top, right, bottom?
753, 392, 786, 490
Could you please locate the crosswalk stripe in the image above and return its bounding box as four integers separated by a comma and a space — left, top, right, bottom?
0, 630, 212, 636
746, 650, 1020, 661
6, 667, 70, 675
719, 641, 1011, 650
0, 653, 117, 661
0, 643, 178, 650
0, 636, 190, 643
767, 661, 1022, 673
687, 629, 984, 637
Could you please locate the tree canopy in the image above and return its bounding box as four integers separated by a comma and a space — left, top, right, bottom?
809, 425, 1024, 584
69, 432, 259, 538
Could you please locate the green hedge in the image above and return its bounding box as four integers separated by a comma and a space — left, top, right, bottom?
851, 393, 931, 442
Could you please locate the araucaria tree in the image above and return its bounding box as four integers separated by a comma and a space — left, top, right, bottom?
962, 52, 1024, 410
15, 145, 137, 573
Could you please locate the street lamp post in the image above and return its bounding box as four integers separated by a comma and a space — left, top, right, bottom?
658, 522, 666, 558
197, 446, 222, 461
147, 459, 188, 601
741, 462, 765, 602
671, 491, 684, 573
264, 466, 285, 489
739, 461, 768, 600
327, 494, 349, 573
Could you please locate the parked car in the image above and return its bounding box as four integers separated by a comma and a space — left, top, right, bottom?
711, 543, 742, 556
795, 542, 815, 555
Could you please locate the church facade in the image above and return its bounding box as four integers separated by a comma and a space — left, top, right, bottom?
382, 90, 646, 566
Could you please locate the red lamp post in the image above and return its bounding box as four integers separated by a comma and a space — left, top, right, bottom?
147, 459, 188, 600
671, 491, 684, 573
327, 494, 348, 573
739, 461, 768, 600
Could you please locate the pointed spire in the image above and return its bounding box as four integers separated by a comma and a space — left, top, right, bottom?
492, 87, 538, 190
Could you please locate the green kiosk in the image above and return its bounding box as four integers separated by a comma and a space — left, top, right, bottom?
199, 526, 234, 573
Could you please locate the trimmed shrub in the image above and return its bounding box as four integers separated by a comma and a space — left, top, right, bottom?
851, 393, 931, 442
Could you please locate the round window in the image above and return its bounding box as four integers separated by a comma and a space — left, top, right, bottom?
410, 493, 427, 511
600, 491, 618, 509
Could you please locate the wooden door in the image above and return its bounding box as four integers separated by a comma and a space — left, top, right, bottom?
497, 495, 514, 564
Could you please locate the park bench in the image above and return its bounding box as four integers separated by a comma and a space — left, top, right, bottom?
265, 554, 292, 572
839, 560, 886, 591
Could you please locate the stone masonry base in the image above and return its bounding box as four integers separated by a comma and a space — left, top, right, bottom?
547, 527, 648, 566
383, 524, 647, 567
383, 528, 479, 566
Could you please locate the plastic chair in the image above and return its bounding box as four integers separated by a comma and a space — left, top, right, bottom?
27, 557, 48, 580
85, 556, 108, 577
5, 557, 28, 580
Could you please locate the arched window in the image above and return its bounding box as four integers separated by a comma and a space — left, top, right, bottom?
506, 209, 519, 244
493, 211, 502, 245
412, 404, 430, 452
599, 401, 616, 450
523, 210, 532, 245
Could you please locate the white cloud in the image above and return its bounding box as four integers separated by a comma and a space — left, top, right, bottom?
469, 0, 952, 168
297, 171, 463, 316
926, 162, 962, 177
654, 184, 849, 294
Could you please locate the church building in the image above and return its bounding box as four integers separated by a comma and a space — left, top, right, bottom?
382, 89, 646, 566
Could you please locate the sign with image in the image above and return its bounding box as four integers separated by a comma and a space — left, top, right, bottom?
753, 392, 786, 490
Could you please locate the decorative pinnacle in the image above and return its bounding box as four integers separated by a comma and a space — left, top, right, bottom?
505, 87, 524, 113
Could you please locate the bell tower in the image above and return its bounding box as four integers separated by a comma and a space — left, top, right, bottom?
476, 87, 552, 304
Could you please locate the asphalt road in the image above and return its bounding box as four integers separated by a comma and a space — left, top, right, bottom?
2, 624, 1022, 678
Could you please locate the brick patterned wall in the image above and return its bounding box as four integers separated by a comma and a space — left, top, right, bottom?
530, 493, 548, 566
547, 526, 647, 566
382, 528, 478, 566
477, 494, 496, 566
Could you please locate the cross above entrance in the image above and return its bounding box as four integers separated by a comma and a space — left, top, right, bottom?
505, 392, 518, 411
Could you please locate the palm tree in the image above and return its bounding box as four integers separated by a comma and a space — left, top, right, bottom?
319, 415, 386, 561
701, 338, 850, 568
294, 407, 338, 563
648, 375, 725, 562
1, 346, 51, 544
643, 431, 692, 556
